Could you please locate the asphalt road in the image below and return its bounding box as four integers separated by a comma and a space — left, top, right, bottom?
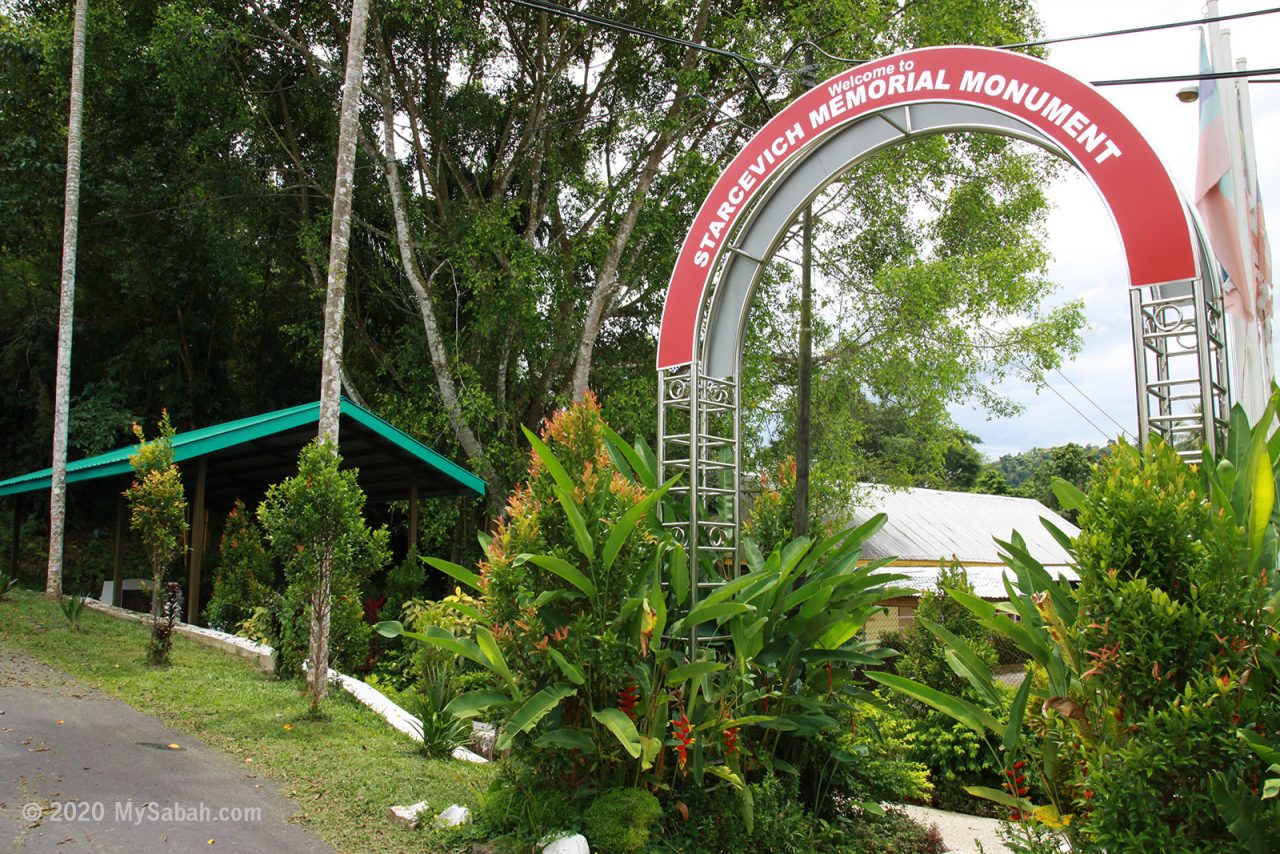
0, 649, 330, 853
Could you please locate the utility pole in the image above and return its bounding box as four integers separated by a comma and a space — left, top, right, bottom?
793, 45, 816, 537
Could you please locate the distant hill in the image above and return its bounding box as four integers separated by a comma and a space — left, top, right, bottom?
990, 444, 1105, 489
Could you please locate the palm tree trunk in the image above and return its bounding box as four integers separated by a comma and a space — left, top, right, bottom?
47, 0, 90, 598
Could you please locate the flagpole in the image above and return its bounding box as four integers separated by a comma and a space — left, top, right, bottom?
1234, 53, 1275, 386
1207, 8, 1266, 417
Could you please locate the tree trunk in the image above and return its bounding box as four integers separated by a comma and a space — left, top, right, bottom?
46, 0, 89, 598
371, 51, 497, 497
793, 48, 816, 538
308, 559, 332, 708
317, 0, 370, 446
569, 0, 711, 400
312, 0, 368, 711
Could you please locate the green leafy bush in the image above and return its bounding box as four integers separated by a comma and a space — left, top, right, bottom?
889, 562, 1005, 813
272, 572, 371, 678
382, 546, 425, 621
258, 440, 389, 705
582, 788, 661, 853
125, 411, 187, 624
204, 500, 275, 632
805, 708, 933, 806
869, 401, 1280, 852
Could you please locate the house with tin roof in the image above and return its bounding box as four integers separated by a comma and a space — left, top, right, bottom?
843, 484, 1079, 638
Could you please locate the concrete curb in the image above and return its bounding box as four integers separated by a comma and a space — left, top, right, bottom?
84, 598, 488, 763
82, 599, 274, 673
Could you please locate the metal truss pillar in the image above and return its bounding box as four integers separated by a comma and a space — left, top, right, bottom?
658, 364, 740, 654
1130, 275, 1230, 459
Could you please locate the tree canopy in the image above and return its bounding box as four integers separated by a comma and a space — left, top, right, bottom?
2, 0, 1085, 561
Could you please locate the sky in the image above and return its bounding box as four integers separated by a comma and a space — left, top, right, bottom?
949, 0, 1280, 459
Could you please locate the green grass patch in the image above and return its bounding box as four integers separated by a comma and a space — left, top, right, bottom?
0, 589, 494, 852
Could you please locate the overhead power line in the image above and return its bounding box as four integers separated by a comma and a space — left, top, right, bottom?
1093, 65, 1280, 87
498, 0, 779, 113
1001, 5, 1280, 49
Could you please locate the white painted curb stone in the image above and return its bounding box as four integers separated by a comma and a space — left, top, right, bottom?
434, 804, 471, 828
388, 801, 431, 828
542, 833, 590, 854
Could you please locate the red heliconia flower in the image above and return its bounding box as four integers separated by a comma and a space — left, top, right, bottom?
671, 713, 694, 771
722, 725, 739, 756
618, 681, 640, 720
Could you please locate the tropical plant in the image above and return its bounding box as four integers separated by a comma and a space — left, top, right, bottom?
868, 399, 1280, 852
378, 397, 912, 846
125, 411, 188, 622
203, 499, 275, 632
414, 665, 472, 760
59, 594, 86, 631
258, 439, 390, 709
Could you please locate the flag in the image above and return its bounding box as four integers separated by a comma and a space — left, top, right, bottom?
1194, 31, 1252, 319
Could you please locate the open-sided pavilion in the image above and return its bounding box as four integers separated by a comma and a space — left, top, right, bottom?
0, 397, 485, 622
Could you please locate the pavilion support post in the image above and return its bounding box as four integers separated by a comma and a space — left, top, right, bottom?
9, 495, 22, 578
112, 488, 126, 607
186, 458, 207, 625
408, 473, 419, 554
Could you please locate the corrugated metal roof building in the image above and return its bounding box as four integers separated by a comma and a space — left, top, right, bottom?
842, 484, 1080, 636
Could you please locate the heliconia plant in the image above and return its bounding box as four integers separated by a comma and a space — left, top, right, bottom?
376, 395, 912, 830
868, 394, 1280, 852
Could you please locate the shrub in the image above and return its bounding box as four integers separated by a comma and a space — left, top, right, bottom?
258, 440, 390, 709
272, 573, 371, 678
125, 411, 187, 623
582, 788, 661, 853
380, 396, 910, 850
383, 546, 425, 619
805, 709, 933, 808
890, 562, 1005, 813
869, 403, 1280, 851
477, 763, 579, 845
204, 500, 275, 631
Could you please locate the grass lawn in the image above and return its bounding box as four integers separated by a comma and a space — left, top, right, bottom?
0, 589, 495, 853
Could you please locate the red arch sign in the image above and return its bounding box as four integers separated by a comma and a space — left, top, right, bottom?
656, 45, 1197, 370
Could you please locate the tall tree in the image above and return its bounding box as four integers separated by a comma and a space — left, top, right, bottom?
318, 0, 370, 447
45, 0, 88, 597
312, 0, 371, 702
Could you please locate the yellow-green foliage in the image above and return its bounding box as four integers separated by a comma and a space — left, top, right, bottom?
479, 392, 650, 644
125, 411, 188, 612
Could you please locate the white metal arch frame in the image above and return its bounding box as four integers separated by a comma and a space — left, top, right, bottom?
655, 47, 1229, 643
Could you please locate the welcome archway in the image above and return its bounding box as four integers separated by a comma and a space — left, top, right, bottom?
654, 46, 1230, 609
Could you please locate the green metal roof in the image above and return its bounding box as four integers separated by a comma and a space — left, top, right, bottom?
0, 398, 484, 502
